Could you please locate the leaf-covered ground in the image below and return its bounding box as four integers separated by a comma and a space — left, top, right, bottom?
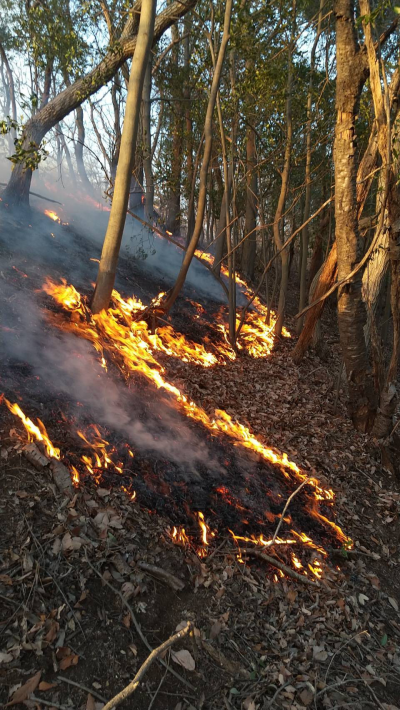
1, 307, 400, 710
1, 209, 400, 709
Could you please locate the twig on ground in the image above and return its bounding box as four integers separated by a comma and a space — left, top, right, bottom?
101, 622, 192, 710
57, 675, 107, 703
266, 681, 292, 708
30, 696, 70, 710
242, 549, 320, 587
270, 478, 310, 545
147, 654, 170, 710
85, 553, 195, 691
137, 561, 184, 591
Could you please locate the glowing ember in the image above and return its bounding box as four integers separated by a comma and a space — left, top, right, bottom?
44, 209, 61, 223
4, 398, 60, 459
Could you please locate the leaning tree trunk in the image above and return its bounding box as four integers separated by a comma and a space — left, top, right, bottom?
91, 0, 157, 314
1, 0, 196, 209
165, 22, 183, 234
334, 0, 376, 432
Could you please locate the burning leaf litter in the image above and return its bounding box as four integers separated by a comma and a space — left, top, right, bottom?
2, 272, 349, 581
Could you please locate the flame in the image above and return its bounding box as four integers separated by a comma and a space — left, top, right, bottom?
4, 398, 60, 459
40, 277, 350, 569
44, 209, 61, 223
170, 526, 190, 546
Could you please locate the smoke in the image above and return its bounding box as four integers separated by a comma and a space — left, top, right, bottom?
0, 281, 224, 477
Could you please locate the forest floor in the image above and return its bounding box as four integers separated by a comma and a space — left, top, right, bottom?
1, 209, 400, 710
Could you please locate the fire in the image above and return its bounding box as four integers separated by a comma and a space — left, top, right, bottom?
195, 249, 291, 358
36, 277, 350, 574
170, 526, 190, 546
44, 209, 61, 223
4, 398, 60, 459
42, 278, 342, 507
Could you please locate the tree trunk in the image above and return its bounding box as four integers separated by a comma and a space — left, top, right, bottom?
142, 59, 154, 221
161, 0, 233, 313
1, 0, 196, 209
292, 242, 338, 364
296, 0, 323, 334
334, 0, 376, 432
165, 22, 183, 234
74, 105, 93, 191
241, 115, 258, 280
183, 20, 195, 243
273, 0, 295, 337
91, 0, 157, 314
0, 40, 17, 141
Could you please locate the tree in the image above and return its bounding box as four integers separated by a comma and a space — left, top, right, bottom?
91, 0, 157, 314
1, 0, 197, 208
160, 0, 233, 314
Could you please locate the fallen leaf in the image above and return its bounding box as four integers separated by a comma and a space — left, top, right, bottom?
38, 681, 58, 691
86, 693, 96, 710
243, 697, 256, 710
171, 649, 195, 671
299, 688, 314, 706
6, 670, 41, 706
59, 654, 79, 670
122, 613, 130, 628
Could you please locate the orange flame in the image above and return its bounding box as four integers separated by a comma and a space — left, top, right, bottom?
4, 398, 60, 459
41, 277, 350, 562
44, 209, 61, 223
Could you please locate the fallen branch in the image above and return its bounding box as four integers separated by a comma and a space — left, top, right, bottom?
0, 183, 62, 205
137, 561, 184, 591
57, 675, 106, 703
242, 548, 320, 587
85, 554, 195, 691
270, 478, 310, 546
101, 622, 192, 710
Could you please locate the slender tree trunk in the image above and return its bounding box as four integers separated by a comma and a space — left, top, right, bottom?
274, 0, 296, 337
296, 0, 323, 334
241, 54, 258, 281
0, 41, 17, 140
1, 0, 196, 209
161, 0, 233, 313
183, 19, 195, 243
74, 105, 93, 191
142, 59, 154, 220
92, 0, 157, 314
165, 22, 183, 234
241, 115, 258, 280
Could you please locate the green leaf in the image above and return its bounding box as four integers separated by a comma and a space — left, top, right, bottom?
381, 633, 388, 646
230, 688, 239, 695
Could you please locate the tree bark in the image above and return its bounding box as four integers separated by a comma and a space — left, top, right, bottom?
142, 59, 154, 221
334, 0, 376, 432
241, 114, 258, 281
2, 0, 197, 209
273, 0, 296, 337
91, 0, 157, 314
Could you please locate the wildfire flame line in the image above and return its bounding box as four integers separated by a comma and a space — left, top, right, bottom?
41, 277, 348, 550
